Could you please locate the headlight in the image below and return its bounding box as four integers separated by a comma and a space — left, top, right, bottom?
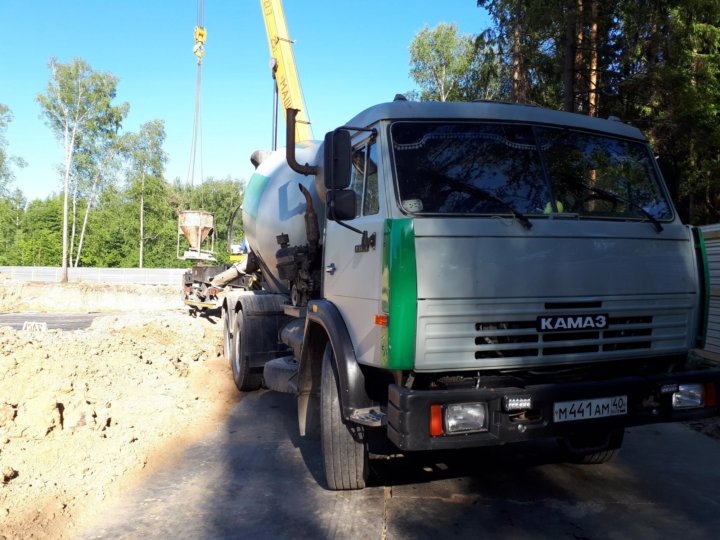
445, 402, 488, 434
672, 383, 705, 410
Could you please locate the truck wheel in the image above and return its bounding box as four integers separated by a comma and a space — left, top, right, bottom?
561, 429, 624, 464
223, 308, 234, 365
231, 309, 262, 392
320, 343, 368, 490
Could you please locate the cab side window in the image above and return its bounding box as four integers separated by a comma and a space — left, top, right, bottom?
350, 146, 366, 217
349, 141, 379, 218
363, 143, 379, 216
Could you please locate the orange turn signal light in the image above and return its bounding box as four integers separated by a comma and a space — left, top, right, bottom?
374, 314, 389, 327
430, 404, 443, 437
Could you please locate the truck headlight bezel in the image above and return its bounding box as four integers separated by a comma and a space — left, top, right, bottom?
444, 402, 489, 434
672, 383, 705, 410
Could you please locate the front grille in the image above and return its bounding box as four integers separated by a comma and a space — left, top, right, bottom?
417, 295, 694, 371
475, 313, 654, 358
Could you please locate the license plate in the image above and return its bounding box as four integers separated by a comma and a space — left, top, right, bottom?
553, 395, 628, 423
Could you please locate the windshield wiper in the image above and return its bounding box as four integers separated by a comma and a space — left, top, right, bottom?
570, 182, 663, 233
444, 178, 533, 230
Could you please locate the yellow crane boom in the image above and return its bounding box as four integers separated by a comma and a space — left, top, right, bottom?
260, 0, 313, 142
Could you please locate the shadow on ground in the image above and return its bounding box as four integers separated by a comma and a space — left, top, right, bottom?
79, 389, 720, 539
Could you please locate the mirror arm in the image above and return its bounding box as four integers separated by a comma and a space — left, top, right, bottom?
338, 126, 378, 137
333, 220, 376, 253
335, 219, 363, 236
332, 218, 376, 253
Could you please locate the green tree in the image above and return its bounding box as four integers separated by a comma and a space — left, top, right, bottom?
123, 120, 167, 268
172, 177, 244, 264
409, 23, 502, 102
81, 185, 131, 267
596, 1, 720, 222
0, 191, 25, 264
16, 196, 63, 266
476, 0, 720, 223
0, 104, 27, 196
71, 133, 125, 267
37, 58, 128, 280
477, 0, 561, 105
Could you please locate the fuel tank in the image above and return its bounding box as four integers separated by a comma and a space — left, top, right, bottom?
241, 143, 326, 295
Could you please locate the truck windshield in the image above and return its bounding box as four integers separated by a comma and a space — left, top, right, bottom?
391, 121, 672, 221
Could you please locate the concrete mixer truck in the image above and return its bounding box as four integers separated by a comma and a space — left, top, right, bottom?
220, 98, 720, 490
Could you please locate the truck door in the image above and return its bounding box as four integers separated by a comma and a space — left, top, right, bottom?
323, 137, 385, 367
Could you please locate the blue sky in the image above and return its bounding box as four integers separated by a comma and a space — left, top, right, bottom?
1, 1, 491, 201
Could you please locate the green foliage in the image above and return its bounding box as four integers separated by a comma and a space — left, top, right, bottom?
477, 0, 561, 105
1, 57, 245, 270
409, 23, 504, 102
0, 104, 27, 196
15, 197, 63, 266
0, 173, 244, 270
403, 0, 720, 224
121, 120, 169, 267
37, 58, 128, 149
36, 58, 130, 278
172, 177, 245, 264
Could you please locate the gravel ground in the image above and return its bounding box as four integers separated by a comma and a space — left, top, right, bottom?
0, 280, 235, 539
0, 278, 717, 539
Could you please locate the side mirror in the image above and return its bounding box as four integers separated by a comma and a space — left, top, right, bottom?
323, 129, 352, 190
327, 189, 356, 221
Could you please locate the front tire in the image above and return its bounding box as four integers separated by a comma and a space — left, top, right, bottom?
320, 343, 368, 490
230, 309, 262, 392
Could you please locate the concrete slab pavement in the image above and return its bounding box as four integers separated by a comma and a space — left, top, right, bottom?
78, 390, 720, 539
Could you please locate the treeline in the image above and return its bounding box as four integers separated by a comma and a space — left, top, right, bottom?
0, 178, 243, 268
0, 58, 244, 271
4, 1, 720, 265
410, 0, 720, 224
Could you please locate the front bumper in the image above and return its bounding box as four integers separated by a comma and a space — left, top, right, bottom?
387, 368, 720, 451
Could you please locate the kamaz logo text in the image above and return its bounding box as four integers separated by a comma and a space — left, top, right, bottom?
536, 314, 609, 332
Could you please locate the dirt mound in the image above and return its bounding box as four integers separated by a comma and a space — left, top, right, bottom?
0, 281, 180, 313
0, 283, 235, 539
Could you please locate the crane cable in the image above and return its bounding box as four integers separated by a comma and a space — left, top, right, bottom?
186, 0, 205, 192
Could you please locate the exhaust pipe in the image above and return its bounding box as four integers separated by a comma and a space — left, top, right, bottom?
286, 108, 319, 176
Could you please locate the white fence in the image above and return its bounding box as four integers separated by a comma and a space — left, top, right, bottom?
0, 266, 186, 286
701, 225, 720, 355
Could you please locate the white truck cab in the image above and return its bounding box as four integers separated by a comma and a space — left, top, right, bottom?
225, 100, 720, 490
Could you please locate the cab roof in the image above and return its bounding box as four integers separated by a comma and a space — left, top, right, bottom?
344, 100, 646, 141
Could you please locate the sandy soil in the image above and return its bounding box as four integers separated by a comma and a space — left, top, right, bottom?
0, 277, 717, 539
0, 279, 236, 539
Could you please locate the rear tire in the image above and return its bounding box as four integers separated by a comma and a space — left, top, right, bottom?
561, 429, 624, 464
223, 308, 234, 364
320, 343, 368, 490
230, 309, 262, 392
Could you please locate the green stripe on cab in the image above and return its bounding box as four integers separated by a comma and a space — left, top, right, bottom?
695, 227, 710, 347
381, 218, 417, 370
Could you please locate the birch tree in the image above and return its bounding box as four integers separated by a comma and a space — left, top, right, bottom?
37, 58, 127, 281
71, 134, 124, 267
409, 24, 475, 102
409, 23, 503, 102
123, 120, 167, 268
